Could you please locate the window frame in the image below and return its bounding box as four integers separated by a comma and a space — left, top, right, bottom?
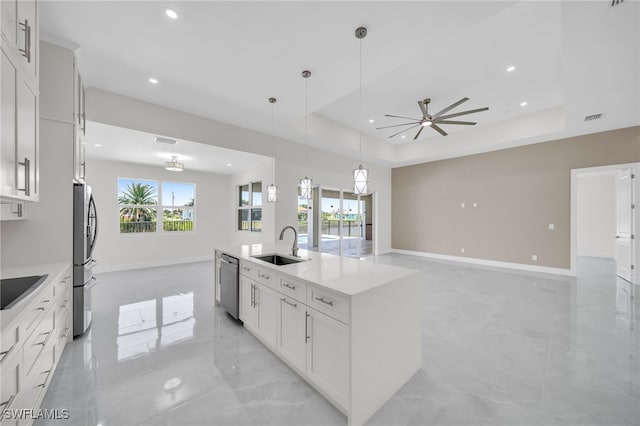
118, 177, 196, 235
237, 181, 262, 233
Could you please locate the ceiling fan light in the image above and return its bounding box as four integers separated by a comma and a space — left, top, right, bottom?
267, 183, 278, 203
164, 155, 184, 172
353, 165, 369, 195
422, 120, 432, 127
299, 177, 313, 200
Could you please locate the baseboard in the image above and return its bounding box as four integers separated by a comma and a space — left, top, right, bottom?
390, 249, 575, 277
94, 255, 214, 274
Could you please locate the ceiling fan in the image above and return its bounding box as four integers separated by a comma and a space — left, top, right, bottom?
377, 97, 489, 139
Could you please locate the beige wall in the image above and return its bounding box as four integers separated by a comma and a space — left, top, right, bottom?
392, 126, 640, 269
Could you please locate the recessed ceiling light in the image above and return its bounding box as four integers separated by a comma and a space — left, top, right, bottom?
94, 144, 102, 147
368, 119, 375, 123
226, 163, 232, 167
401, 135, 406, 139
165, 8, 178, 19
148, 77, 159, 84
520, 101, 527, 107
507, 66, 516, 72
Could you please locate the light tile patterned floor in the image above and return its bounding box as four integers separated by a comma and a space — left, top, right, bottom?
37, 256, 639, 425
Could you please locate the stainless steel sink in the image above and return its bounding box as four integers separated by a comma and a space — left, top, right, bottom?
252, 254, 306, 266
1, 275, 48, 310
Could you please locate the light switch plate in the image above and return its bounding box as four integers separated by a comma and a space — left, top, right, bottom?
461, 203, 465, 208
461, 248, 465, 254
548, 224, 555, 230
473, 202, 478, 208
531, 255, 537, 261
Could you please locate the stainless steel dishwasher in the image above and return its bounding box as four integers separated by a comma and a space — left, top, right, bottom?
219, 253, 240, 319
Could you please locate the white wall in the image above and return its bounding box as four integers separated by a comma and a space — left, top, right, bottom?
86, 89, 393, 254
577, 171, 616, 258
87, 159, 230, 272
227, 159, 276, 247
1, 120, 74, 268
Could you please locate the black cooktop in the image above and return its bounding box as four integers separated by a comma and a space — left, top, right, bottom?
1, 275, 48, 310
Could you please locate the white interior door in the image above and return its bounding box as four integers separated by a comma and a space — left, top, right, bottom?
615, 169, 634, 282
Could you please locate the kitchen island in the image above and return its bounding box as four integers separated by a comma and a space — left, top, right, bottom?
215, 245, 421, 426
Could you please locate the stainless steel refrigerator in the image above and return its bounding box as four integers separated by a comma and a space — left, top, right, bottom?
73, 182, 98, 337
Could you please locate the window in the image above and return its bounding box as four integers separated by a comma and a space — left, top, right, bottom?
118, 178, 195, 233
238, 181, 261, 232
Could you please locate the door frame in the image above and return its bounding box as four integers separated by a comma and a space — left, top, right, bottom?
315, 186, 377, 257
570, 162, 639, 283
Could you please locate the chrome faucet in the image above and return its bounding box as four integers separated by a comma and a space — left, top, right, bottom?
279, 226, 298, 257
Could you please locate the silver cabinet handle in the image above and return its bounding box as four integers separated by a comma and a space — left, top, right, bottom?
19, 20, 31, 63
38, 370, 52, 388
315, 296, 334, 307
259, 273, 270, 280
17, 158, 30, 196
35, 331, 52, 347
36, 307, 45, 311
250, 284, 255, 308
11, 203, 23, 217
280, 298, 297, 308
282, 282, 296, 290
0, 342, 17, 365
305, 312, 310, 343
0, 395, 15, 409
242, 266, 251, 272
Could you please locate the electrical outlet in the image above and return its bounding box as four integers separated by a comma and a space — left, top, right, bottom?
461, 248, 465, 254
548, 224, 555, 230
531, 255, 537, 261
461, 202, 465, 208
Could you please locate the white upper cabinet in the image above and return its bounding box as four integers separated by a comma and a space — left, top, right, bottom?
1, 48, 17, 196
1, 0, 39, 202
1, 0, 37, 82
0, 44, 38, 202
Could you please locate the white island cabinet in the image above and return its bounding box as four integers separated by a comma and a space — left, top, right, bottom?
215, 245, 421, 426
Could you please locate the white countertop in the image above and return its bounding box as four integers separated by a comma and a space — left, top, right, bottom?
216, 244, 419, 296
1, 262, 70, 332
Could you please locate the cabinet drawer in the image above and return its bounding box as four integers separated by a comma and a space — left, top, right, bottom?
278, 275, 307, 304
307, 286, 350, 324
0, 351, 19, 418
256, 267, 277, 289
239, 261, 257, 280
24, 283, 54, 336
22, 308, 54, 377
0, 325, 19, 367
55, 311, 71, 364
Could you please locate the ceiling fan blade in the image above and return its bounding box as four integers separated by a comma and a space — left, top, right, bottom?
433, 97, 469, 118
388, 124, 421, 138
413, 126, 425, 140
417, 100, 427, 118
376, 122, 421, 130
437, 107, 489, 120
430, 123, 448, 136
434, 120, 477, 125
384, 114, 422, 121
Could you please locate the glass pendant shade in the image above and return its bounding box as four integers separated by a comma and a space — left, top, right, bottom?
267, 183, 278, 203
299, 177, 313, 200
353, 165, 369, 195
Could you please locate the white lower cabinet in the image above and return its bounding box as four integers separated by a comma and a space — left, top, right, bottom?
240, 276, 277, 350
0, 264, 71, 426
240, 264, 349, 412
253, 283, 278, 349
306, 307, 349, 408
276, 296, 307, 373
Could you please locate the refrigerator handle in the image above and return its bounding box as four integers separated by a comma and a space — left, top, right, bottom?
89, 195, 98, 257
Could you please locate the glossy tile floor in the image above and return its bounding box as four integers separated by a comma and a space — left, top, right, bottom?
37, 256, 639, 426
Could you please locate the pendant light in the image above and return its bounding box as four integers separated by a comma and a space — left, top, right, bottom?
353, 26, 369, 195
299, 70, 313, 200
266, 97, 278, 203
165, 155, 184, 172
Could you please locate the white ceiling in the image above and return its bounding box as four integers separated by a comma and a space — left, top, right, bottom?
86, 121, 271, 174
40, 1, 639, 167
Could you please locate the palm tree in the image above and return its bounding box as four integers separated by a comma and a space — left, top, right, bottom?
118, 183, 157, 222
